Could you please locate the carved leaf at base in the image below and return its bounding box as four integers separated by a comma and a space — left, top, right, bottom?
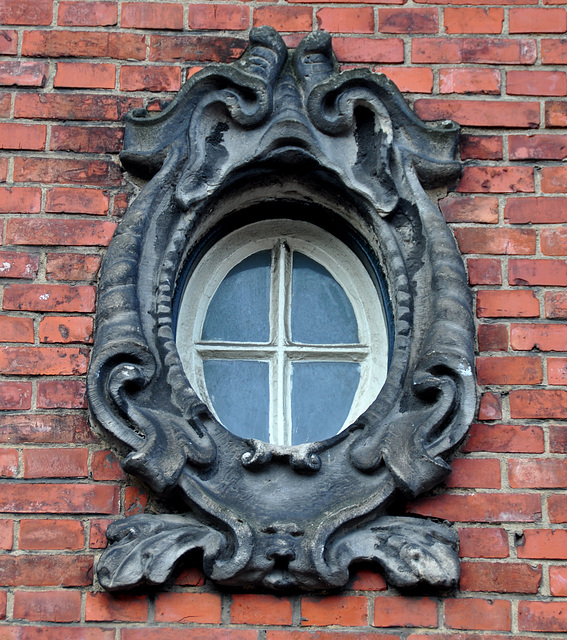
329, 516, 460, 590
97, 515, 225, 590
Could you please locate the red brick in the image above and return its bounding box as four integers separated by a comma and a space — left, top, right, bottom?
231, 594, 293, 625
155, 592, 221, 624
124, 485, 149, 516
253, 6, 312, 31
445, 458, 501, 488
120, 65, 181, 92
519, 601, 567, 633
551, 425, 567, 452
547, 101, 567, 127
90, 518, 112, 548
86, 592, 148, 623
91, 450, 126, 481
551, 566, 567, 596
460, 562, 541, 593
478, 392, 502, 420
440, 196, 498, 223
477, 291, 539, 318
0, 30, 18, 55
188, 5, 250, 31
4, 284, 95, 313
317, 8, 374, 34
37, 379, 87, 409
542, 39, 567, 63
549, 495, 567, 523
458, 528, 509, 558
348, 570, 388, 591
456, 229, 536, 256
458, 166, 534, 194
19, 518, 85, 550
301, 595, 367, 626
508, 70, 567, 97
13, 157, 122, 185
0, 450, 17, 477
0, 414, 95, 445
467, 259, 501, 285
516, 529, 567, 559
58, 1, 118, 26
51, 126, 123, 153
412, 38, 537, 65
0, 123, 47, 150
6, 219, 117, 247
373, 67, 433, 93
16, 94, 141, 124
542, 166, 567, 194
510, 460, 567, 489
0, 483, 117, 514
414, 99, 539, 128
408, 493, 541, 523
149, 35, 246, 63
13, 591, 81, 622
510, 7, 567, 32
444, 7, 504, 33
172, 566, 206, 587
22, 30, 146, 60
332, 37, 404, 64
542, 228, 567, 255
0, 157, 8, 181
439, 68, 500, 95
511, 323, 567, 351
39, 316, 93, 345
0, 520, 13, 550
0, 0, 52, 25
445, 598, 510, 631
46, 187, 109, 216
0, 61, 47, 87
379, 8, 438, 33
122, 2, 183, 30
478, 324, 508, 352
0, 628, 114, 640
55, 62, 115, 90
46, 253, 102, 282
0, 382, 31, 410
510, 389, 567, 419
506, 197, 567, 223
124, 631, 257, 640
0, 555, 93, 586
0, 346, 88, 376
510, 135, 567, 160
510, 258, 567, 286
0, 187, 41, 214
0, 96, 10, 120
373, 596, 437, 627
546, 291, 567, 318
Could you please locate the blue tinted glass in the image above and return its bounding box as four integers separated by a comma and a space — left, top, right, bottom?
291, 361, 360, 445
291, 253, 358, 344
202, 251, 271, 342
203, 360, 269, 441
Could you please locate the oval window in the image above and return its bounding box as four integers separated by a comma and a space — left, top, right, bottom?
176, 219, 389, 446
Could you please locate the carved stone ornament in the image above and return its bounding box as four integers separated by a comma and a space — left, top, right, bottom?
88, 27, 476, 592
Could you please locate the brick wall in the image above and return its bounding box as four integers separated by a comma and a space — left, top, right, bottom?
0, 0, 566, 637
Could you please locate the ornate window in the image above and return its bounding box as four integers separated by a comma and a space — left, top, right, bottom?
88, 28, 476, 592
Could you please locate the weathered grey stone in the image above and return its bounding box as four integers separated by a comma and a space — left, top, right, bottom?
88, 28, 475, 592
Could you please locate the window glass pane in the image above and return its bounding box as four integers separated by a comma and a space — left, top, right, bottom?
291, 253, 358, 344
291, 361, 360, 445
203, 360, 270, 442
202, 251, 271, 342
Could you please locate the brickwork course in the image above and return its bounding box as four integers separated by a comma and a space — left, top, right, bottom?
0, 0, 566, 637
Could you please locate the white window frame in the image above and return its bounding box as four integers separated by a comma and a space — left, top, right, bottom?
176, 219, 389, 446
